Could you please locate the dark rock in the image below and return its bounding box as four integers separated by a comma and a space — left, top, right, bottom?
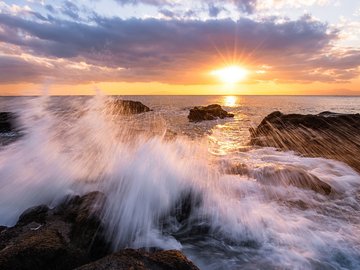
250, 111, 360, 172
226, 162, 332, 195
0, 192, 111, 270
75, 249, 200, 270
0, 224, 88, 270
174, 191, 202, 223
17, 205, 49, 226
188, 104, 234, 122
0, 192, 201, 270
108, 99, 151, 114
0, 112, 17, 132
254, 166, 332, 195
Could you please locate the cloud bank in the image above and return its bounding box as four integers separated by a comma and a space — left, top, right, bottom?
0, 0, 359, 86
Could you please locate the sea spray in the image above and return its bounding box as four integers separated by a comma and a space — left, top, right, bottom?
0, 96, 360, 269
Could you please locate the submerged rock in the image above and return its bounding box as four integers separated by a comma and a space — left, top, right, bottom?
254, 166, 332, 195
250, 111, 360, 172
226, 162, 332, 195
0, 192, 110, 270
75, 249, 200, 270
188, 104, 234, 122
108, 99, 151, 114
0, 112, 17, 132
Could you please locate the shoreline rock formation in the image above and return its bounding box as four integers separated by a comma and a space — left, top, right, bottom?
0, 192, 200, 270
188, 104, 234, 122
250, 111, 360, 172
108, 99, 151, 115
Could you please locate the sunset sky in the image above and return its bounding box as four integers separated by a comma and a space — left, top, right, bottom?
0, 0, 360, 95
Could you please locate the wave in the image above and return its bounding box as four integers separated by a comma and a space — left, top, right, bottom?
0, 95, 360, 269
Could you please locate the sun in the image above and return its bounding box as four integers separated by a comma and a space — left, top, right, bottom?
211, 65, 248, 84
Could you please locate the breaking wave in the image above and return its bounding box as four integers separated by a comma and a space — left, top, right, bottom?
0, 95, 360, 269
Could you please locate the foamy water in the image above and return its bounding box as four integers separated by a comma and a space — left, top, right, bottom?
0, 95, 360, 269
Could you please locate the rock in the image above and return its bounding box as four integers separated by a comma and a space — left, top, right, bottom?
108, 99, 151, 114
226, 162, 332, 195
0, 191, 201, 270
0, 225, 88, 270
75, 249, 200, 270
0, 192, 110, 270
250, 111, 360, 172
188, 104, 234, 122
0, 112, 17, 132
17, 205, 49, 226
173, 191, 202, 224
253, 166, 332, 195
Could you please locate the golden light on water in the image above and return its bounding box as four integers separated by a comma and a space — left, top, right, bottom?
224, 96, 237, 107
211, 65, 248, 84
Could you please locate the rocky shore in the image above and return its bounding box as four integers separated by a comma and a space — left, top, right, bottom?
188, 104, 234, 122
250, 111, 360, 172
0, 192, 200, 270
108, 99, 151, 115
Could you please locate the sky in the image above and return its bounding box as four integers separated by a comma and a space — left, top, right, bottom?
0, 0, 359, 95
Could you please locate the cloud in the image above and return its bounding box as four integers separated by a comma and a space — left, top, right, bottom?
114, 0, 332, 14
0, 55, 44, 83
114, 0, 257, 14
61, 1, 80, 20
0, 10, 358, 85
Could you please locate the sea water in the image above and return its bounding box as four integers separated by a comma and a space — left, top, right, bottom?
0, 95, 360, 269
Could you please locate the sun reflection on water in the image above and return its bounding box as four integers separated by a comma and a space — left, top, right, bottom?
224, 96, 237, 107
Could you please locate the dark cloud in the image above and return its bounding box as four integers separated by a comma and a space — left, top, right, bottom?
114, 0, 174, 6
62, 1, 81, 20
115, 0, 258, 14
231, 0, 257, 14
208, 4, 223, 17
45, 4, 56, 14
159, 9, 175, 18
0, 11, 358, 84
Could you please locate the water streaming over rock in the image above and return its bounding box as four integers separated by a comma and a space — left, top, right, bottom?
0, 95, 360, 269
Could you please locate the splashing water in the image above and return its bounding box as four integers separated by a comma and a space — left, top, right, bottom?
0, 95, 360, 269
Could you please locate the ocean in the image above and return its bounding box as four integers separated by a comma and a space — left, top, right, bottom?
0, 95, 360, 269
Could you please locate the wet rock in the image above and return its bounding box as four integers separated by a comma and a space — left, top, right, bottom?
174, 191, 202, 224
0, 224, 88, 270
108, 99, 151, 114
0, 112, 17, 132
75, 249, 200, 270
17, 205, 49, 226
226, 162, 332, 195
254, 166, 332, 195
0, 192, 110, 270
188, 104, 234, 122
250, 111, 360, 172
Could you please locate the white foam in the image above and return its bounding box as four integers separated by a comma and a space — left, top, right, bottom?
0, 95, 360, 269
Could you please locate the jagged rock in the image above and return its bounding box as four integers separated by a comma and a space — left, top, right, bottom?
75, 249, 200, 270
188, 104, 234, 122
0, 192, 110, 270
17, 205, 49, 226
108, 99, 151, 114
250, 111, 360, 172
0, 191, 201, 270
